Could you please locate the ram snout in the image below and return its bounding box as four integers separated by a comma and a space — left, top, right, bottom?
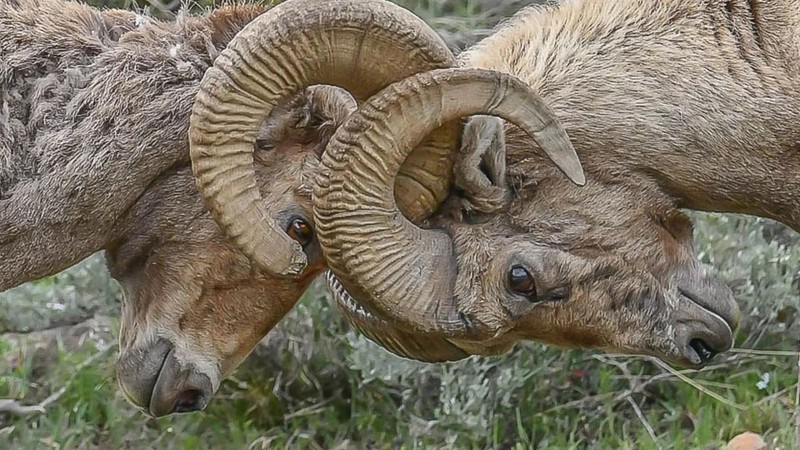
117, 339, 213, 417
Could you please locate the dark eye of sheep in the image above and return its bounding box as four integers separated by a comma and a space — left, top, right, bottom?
286, 218, 313, 247
508, 265, 537, 300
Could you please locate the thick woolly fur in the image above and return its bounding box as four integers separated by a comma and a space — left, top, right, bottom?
0, 0, 266, 286
0, 0, 356, 409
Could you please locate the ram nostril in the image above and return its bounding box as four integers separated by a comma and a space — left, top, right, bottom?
116, 339, 173, 411
148, 353, 214, 417
689, 338, 716, 364
173, 389, 206, 413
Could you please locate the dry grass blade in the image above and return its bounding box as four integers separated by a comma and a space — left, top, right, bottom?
534, 392, 616, 415
282, 399, 334, 420
730, 348, 800, 357
752, 385, 795, 407
650, 358, 746, 411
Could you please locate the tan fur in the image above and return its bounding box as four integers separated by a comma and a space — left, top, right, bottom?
326, 0, 800, 367
459, 0, 800, 229
3, 0, 795, 411
0, 0, 355, 413
440, 0, 800, 360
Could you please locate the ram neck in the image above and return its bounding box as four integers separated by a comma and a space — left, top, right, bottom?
463, 0, 800, 232
505, 126, 800, 232
632, 144, 800, 231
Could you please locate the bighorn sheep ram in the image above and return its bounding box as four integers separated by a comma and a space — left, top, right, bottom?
0, 0, 348, 417
0, 0, 582, 417
312, 0, 800, 365
190, 0, 752, 371
0, 0, 438, 416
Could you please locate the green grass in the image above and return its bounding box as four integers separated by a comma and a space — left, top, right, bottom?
1, 214, 797, 449
1, 0, 799, 449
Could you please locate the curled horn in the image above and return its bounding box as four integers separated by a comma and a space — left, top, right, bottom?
314, 68, 584, 334
189, 0, 462, 277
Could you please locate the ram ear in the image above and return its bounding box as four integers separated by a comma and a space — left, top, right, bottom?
257, 86, 357, 159
453, 115, 511, 216
297, 86, 358, 158
253, 86, 357, 199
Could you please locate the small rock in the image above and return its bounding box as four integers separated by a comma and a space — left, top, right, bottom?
727, 432, 767, 450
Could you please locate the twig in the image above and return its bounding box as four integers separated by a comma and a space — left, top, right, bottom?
0, 343, 115, 417
627, 396, 662, 449
0, 400, 45, 416
1, 312, 98, 335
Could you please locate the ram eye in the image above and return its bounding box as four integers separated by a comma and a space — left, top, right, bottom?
508, 265, 537, 300
286, 218, 313, 246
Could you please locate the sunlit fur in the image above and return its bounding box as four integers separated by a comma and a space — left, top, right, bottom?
459, 0, 800, 229
433, 0, 800, 358
327, 0, 800, 367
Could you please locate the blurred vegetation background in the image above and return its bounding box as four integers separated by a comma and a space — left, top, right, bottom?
1, 0, 799, 449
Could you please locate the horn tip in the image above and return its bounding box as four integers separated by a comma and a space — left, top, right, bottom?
559, 152, 586, 186
254, 241, 308, 278
284, 243, 309, 277
570, 170, 587, 186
